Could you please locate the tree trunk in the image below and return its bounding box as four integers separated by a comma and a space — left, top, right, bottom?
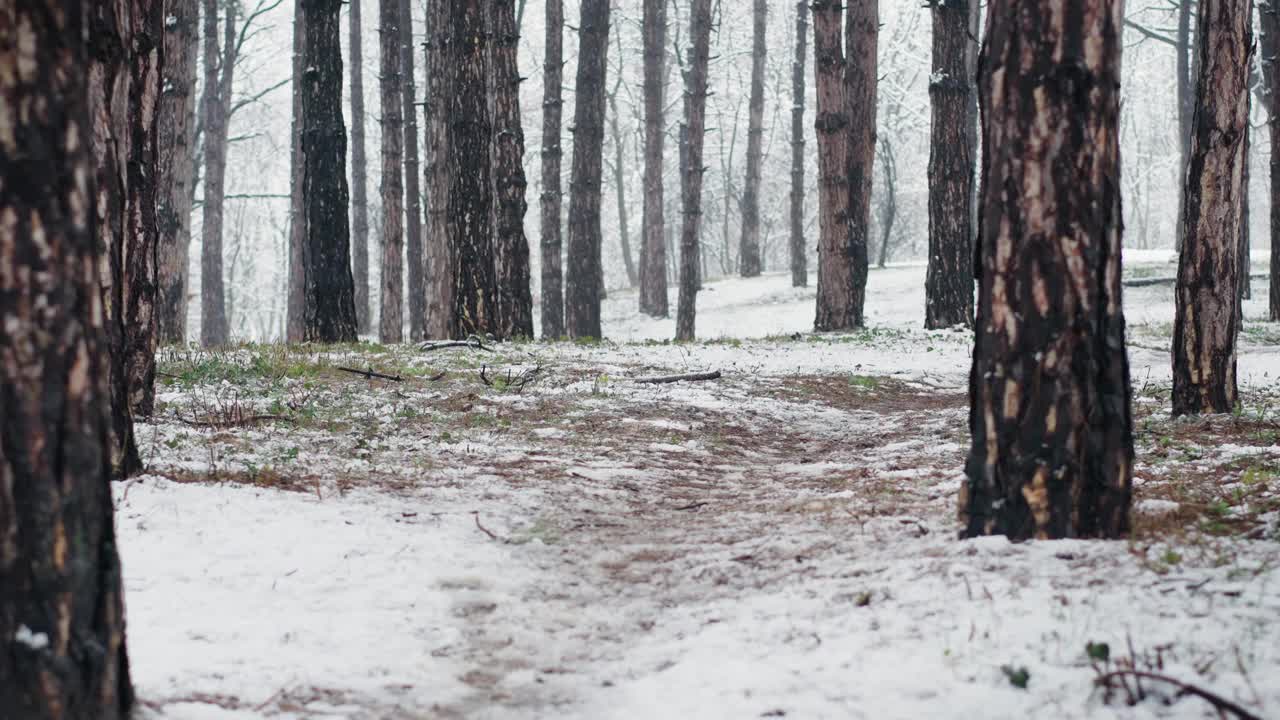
1241, 114, 1252, 304
739, 0, 768, 278
817, 0, 876, 330
608, 88, 638, 288
962, 0, 1133, 541
199, 0, 234, 347
1264, 0, 1280, 321
811, 0, 850, 329
540, 0, 566, 337
876, 136, 896, 268
423, 0, 454, 338
0, 4, 134, 713
287, 1, 307, 342
88, 3, 143, 477
350, 0, 371, 333
924, 0, 977, 329
301, 0, 360, 342
676, 0, 713, 341
158, 0, 198, 345
401, 0, 426, 341
790, 0, 809, 288
639, 0, 669, 315
1176, 0, 1194, 253
379, 0, 405, 343
1173, 0, 1252, 416
565, 0, 611, 339
492, 0, 535, 339
448, 0, 497, 338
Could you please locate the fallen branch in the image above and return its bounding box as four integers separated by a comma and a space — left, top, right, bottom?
1094, 670, 1263, 720
634, 370, 722, 385
674, 501, 710, 511
472, 512, 506, 543
337, 366, 403, 382
176, 414, 292, 429
420, 335, 493, 353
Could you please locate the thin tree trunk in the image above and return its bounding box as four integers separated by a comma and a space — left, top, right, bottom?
1241, 114, 1252, 304
811, 0, 850, 330
924, 0, 977, 329
963, 0, 1133, 541
876, 137, 896, 268
89, 3, 143, 477
0, 4, 134, 715
639, 0, 669, 315
676, 0, 713, 341
301, 0, 360, 342
1173, 0, 1252, 416
199, 0, 234, 347
287, 1, 307, 342
351, 0, 371, 333
540, 0, 566, 337
379, 0, 405, 343
401, 0, 426, 341
158, 0, 198, 345
739, 0, 768, 278
492, 0, 535, 339
565, 0, 612, 339
423, 0, 454, 338
790, 0, 809, 288
1176, 0, 1194, 253
1263, 0, 1280, 321
449, 0, 497, 338
608, 88, 638, 288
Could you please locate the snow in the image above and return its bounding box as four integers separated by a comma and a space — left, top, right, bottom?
14, 625, 49, 651
121, 264, 1280, 719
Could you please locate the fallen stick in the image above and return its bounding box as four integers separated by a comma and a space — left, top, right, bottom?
634, 370, 722, 385
1094, 670, 1263, 720
420, 335, 493, 353
337, 366, 403, 382
176, 414, 292, 429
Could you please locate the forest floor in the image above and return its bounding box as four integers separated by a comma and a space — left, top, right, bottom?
124, 257, 1280, 719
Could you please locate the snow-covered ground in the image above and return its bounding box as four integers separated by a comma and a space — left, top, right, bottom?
122, 259, 1280, 719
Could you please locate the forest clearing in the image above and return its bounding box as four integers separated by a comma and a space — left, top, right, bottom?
118, 262, 1280, 718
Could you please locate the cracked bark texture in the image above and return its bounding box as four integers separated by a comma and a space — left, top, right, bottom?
924, 0, 978, 329
675, 0, 713, 342
564, 0, 611, 339
422, 0, 454, 338
492, 0, 534, 339
638, 0, 668, 316
738, 0, 767, 278
961, 0, 1134, 541
811, 0, 849, 329
0, 2, 135, 714
301, 0, 359, 342
379, 0, 405, 343
790, 0, 809, 288
350, 0, 371, 333
1172, 0, 1252, 416
158, 0, 198, 345
540, 0, 566, 337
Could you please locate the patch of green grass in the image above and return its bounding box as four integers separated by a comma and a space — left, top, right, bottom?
848, 374, 880, 390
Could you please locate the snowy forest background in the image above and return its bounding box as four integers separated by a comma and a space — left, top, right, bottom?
199, 0, 1248, 341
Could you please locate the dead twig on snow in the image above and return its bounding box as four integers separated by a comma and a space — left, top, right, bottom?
472, 512, 506, 543
420, 335, 494, 353
1093, 671, 1263, 720
337, 366, 403, 382
634, 370, 722, 385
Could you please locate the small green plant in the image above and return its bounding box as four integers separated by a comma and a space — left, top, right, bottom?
1001, 665, 1030, 690
848, 375, 879, 390
1086, 642, 1111, 663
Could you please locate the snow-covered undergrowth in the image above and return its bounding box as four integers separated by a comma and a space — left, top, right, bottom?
123, 263, 1280, 719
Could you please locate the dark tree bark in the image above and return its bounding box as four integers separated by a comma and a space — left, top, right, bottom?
540, 0, 566, 337
1172, 0, 1252, 416
88, 3, 143, 476
816, 0, 876, 331
423, 0, 453, 338
675, 0, 713, 341
739, 0, 768, 278
448, 0, 497, 338
1241, 112, 1252, 304
0, 3, 134, 714
1263, 0, 1280, 321
287, 1, 307, 342
811, 0, 849, 328
638, 0, 669, 315
350, 0, 371, 333
924, 0, 977, 329
607, 82, 637, 288
564, 0, 611, 339
492, 0, 535, 339
1175, 0, 1194, 253
962, 0, 1134, 541
401, 0, 426, 342
379, 0, 405, 343
198, 0, 234, 347
790, 0, 809, 288
158, 0, 198, 345
301, 0, 360, 342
